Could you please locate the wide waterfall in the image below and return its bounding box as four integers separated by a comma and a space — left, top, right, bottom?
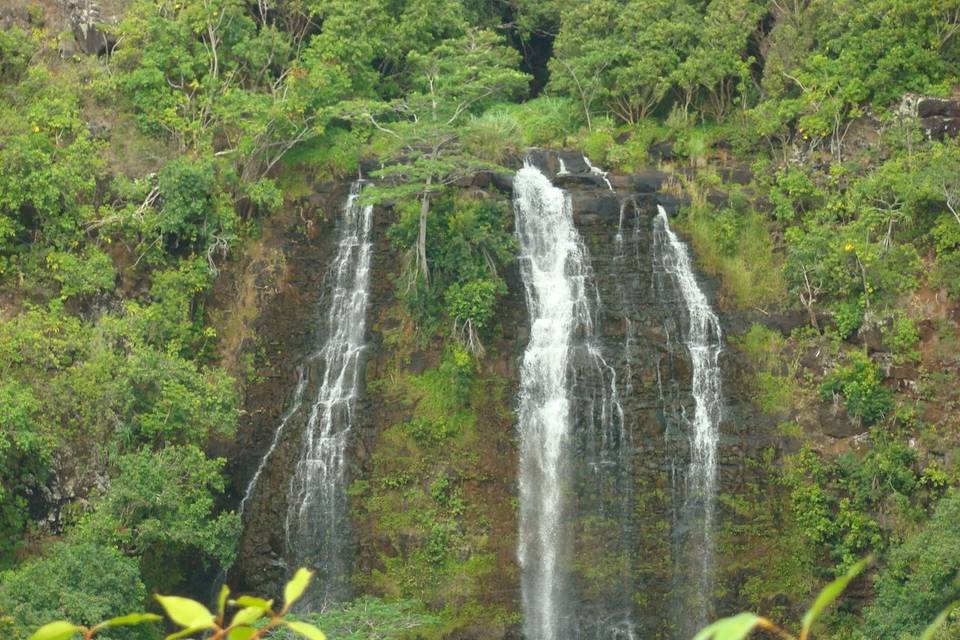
282, 181, 374, 609
653, 205, 723, 637
514, 161, 634, 640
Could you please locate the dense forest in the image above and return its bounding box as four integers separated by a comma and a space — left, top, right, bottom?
2, 0, 960, 639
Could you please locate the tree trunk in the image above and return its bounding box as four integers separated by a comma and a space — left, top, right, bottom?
418, 175, 432, 286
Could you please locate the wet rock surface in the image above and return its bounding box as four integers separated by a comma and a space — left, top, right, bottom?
224, 151, 781, 636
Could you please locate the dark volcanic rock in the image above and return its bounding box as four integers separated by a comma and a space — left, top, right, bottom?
903, 95, 960, 140
224, 151, 783, 638
917, 97, 960, 118
59, 0, 121, 55
818, 400, 861, 438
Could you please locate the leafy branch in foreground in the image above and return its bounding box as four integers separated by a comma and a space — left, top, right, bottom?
28, 569, 325, 640
694, 557, 957, 640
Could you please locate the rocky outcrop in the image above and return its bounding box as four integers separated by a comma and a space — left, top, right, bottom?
222, 151, 782, 638
899, 94, 960, 140
58, 0, 125, 55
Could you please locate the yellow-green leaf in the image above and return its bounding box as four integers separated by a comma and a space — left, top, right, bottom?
284, 569, 314, 609
920, 600, 960, 640
155, 595, 215, 629
217, 584, 230, 617
95, 613, 162, 629
801, 556, 871, 639
692, 613, 762, 640
285, 620, 326, 640
227, 627, 258, 640
28, 621, 83, 640
231, 596, 273, 610
230, 606, 266, 628
164, 625, 212, 640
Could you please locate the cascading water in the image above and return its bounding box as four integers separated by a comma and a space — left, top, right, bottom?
583, 155, 614, 191
652, 205, 723, 637
514, 161, 634, 640
238, 366, 308, 518
515, 162, 582, 640
282, 180, 374, 609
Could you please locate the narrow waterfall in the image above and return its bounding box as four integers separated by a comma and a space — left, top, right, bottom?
238, 366, 308, 518
283, 181, 374, 609
652, 206, 723, 636
514, 162, 634, 640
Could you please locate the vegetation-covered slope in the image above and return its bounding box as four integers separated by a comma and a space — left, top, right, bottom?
2, 0, 960, 638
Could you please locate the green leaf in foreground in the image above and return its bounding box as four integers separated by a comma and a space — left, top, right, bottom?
164, 625, 213, 640
801, 556, 871, 639
284, 569, 314, 609
96, 613, 162, 629
285, 620, 327, 640
230, 606, 266, 628
693, 613, 763, 640
28, 621, 83, 640
217, 584, 230, 618
920, 600, 960, 640
227, 626, 258, 640
154, 595, 215, 629
232, 596, 273, 610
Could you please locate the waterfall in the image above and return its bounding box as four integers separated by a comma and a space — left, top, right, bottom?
652, 206, 723, 636
283, 181, 374, 609
583, 155, 614, 191
238, 366, 308, 518
514, 162, 634, 640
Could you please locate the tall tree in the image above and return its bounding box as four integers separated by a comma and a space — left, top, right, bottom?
359, 28, 528, 285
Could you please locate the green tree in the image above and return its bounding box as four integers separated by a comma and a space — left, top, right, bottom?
861, 491, 960, 639
360, 28, 528, 286
73, 446, 239, 593
0, 542, 150, 640
550, 0, 699, 125
0, 381, 50, 563
673, 0, 765, 119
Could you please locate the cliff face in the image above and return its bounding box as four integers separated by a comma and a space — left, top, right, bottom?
222, 153, 782, 638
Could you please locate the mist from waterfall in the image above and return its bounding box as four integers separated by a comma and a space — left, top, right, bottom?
653, 205, 723, 637
283, 181, 374, 609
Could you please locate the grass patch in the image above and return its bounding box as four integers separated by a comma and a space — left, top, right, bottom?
678, 196, 786, 309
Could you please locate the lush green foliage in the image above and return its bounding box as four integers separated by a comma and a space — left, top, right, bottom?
819, 352, 894, 426
4, 0, 960, 637
73, 446, 239, 592
861, 491, 960, 639
17, 567, 326, 640
0, 543, 150, 640
274, 597, 439, 640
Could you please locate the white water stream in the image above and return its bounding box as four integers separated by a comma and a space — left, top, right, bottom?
653, 205, 723, 634
283, 181, 374, 609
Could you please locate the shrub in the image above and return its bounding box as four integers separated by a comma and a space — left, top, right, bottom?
0, 381, 50, 562
884, 314, 920, 362
0, 27, 34, 83
0, 542, 150, 640
861, 491, 960, 639
73, 446, 240, 592
819, 351, 893, 425
462, 111, 522, 164
832, 301, 864, 340
445, 277, 505, 352
156, 158, 235, 251
769, 167, 824, 223
45, 247, 116, 301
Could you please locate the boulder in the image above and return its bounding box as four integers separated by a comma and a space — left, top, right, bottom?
917, 97, 960, 118
818, 400, 861, 438
900, 95, 960, 141
59, 0, 122, 55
